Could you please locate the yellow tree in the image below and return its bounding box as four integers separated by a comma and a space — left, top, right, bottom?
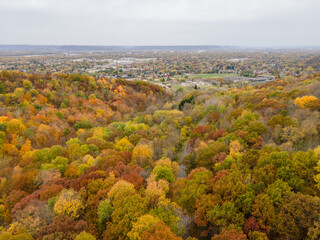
132, 144, 153, 168
127, 215, 160, 240
115, 137, 134, 152
6, 119, 26, 135
314, 159, 320, 191
75, 231, 96, 240
229, 140, 243, 157
54, 189, 84, 218
108, 180, 136, 202
294, 96, 318, 108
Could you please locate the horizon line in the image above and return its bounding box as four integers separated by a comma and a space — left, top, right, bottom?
0, 44, 320, 50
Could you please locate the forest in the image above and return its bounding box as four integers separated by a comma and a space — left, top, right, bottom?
1, 70, 320, 240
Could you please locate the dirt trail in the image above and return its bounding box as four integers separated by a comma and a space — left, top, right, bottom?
177, 116, 207, 178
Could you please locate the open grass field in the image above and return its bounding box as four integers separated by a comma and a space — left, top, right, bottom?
187, 73, 238, 78
168, 83, 219, 92
170, 84, 183, 91
174, 73, 238, 79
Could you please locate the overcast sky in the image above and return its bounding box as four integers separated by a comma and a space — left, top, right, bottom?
0, 0, 319, 47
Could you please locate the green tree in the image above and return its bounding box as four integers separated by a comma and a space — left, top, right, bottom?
0, 81, 5, 94
152, 165, 175, 183
23, 80, 32, 90
97, 199, 113, 233
207, 202, 245, 230
178, 169, 212, 213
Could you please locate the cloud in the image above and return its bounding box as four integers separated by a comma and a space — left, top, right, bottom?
0, 0, 311, 20
0, 0, 319, 46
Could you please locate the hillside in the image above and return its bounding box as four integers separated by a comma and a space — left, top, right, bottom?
305, 55, 320, 71
1, 71, 320, 239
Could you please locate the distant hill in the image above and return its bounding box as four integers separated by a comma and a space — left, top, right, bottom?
305, 55, 320, 70
0, 44, 236, 53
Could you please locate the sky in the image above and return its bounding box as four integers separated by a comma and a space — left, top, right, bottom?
0, 0, 319, 47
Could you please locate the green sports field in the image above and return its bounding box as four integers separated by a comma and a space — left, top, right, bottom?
176, 73, 237, 79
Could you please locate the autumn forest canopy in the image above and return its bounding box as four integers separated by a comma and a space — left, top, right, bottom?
2, 61, 320, 240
